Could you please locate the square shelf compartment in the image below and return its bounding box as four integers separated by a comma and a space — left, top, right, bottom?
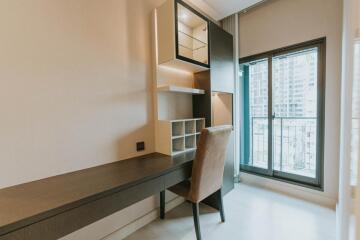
156, 118, 205, 156
196, 119, 205, 133
196, 133, 201, 146
172, 137, 185, 154
185, 120, 196, 135
185, 135, 196, 150
172, 121, 184, 137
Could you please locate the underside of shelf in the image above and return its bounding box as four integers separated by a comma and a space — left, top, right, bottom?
159, 58, 208, 73
157, 85, 205, 95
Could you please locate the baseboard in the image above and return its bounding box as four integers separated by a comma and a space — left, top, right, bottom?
102, 196, 185, 240
240, 172, 337, 209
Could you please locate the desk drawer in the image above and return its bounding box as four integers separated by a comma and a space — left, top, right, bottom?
164, 164, 192, 188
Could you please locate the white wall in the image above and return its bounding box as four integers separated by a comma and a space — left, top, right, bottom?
239, 0, 343, 207
337, 0, 360, 239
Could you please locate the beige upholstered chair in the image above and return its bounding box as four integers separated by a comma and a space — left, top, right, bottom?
160, 125, 232, 240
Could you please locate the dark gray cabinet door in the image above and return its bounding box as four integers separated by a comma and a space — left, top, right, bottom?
193, 70, 212, 127
209, 22, 234, 94
223, 131, 235, 194
209, 22, 235, 194
193, 22, 235, 197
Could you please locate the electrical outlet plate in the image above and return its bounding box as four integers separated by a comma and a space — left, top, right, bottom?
136, 142, 145, 151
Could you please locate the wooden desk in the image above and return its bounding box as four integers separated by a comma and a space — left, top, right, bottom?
0, 152, 195, 240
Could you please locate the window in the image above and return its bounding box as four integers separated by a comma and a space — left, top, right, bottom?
240, 38, 325, 188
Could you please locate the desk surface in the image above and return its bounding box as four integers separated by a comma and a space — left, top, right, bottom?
0, 151, 195, 236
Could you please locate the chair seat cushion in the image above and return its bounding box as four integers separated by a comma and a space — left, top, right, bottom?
168, 180, 191, 199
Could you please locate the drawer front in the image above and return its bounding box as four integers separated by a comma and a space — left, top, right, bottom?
164, 164, 192, 188
0, 177, 164, 240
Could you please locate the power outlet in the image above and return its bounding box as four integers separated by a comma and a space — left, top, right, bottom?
136, 141, 145, 152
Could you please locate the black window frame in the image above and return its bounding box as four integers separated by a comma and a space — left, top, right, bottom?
239, 37, 326, 190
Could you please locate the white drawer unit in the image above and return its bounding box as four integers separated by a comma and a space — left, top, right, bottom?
156, 118, 205, 155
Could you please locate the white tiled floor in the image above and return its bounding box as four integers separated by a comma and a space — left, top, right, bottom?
124, 184, 336, 240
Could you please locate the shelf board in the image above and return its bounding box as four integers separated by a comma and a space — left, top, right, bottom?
172, 148, 196, 156
157, 85, 205, 95
178, 30, 208, 46
185, 133, 196, 137
159, 59, 208, 73
179, 44, 206, 52
172, 150, 185, 155
172, 135, 184, 139
168, 118, 204, 122
184, 148, 196, 153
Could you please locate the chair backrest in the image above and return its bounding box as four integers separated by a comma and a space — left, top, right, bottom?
188, 125, 232, 203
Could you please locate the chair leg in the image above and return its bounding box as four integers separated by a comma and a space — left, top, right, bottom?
160, 190, 165, 219
192, 203, 202, 240
217, 189, 225, 222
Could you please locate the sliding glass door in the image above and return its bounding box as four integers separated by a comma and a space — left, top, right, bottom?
240, 39, 325, 188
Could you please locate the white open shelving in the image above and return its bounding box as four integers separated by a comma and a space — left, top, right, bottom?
156, 118, 205, 156
157, 85, 205, 95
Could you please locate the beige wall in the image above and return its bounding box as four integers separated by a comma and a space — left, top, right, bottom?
0, 0, 163, 188
239, 0, 343, 204
0, 0, 172, 239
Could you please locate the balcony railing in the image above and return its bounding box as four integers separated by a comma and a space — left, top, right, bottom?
250, 116, 317, 178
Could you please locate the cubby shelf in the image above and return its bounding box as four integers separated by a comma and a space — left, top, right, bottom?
153, 0, 235, 195
157, 85, 205, 95
156, 118, 205, 156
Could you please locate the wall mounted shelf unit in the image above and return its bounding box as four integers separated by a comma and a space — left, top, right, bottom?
157, 85, 205, 95
192, 21, 235, 195
156, 0, 209, 73
152, 1, 235, 198
156, 118, 205, 156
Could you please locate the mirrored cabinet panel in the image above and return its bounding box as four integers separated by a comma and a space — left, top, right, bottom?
176, 1, 209, 66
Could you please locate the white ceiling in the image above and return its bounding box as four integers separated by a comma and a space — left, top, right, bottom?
189, 0, 266, 20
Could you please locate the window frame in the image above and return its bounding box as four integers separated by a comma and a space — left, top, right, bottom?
239, 38, 326, 190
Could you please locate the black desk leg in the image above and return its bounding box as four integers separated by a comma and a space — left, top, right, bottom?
217, 188, 225, 222
192, 203, 202, 240
160, 191, 165, 219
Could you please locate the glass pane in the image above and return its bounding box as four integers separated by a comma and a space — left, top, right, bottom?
176, 2, 208, 65
272, 48, 318, 178
241, 59, 269, 169
351, 41, 360, 186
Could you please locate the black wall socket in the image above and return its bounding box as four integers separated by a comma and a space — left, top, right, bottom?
136, 141, 145, 151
